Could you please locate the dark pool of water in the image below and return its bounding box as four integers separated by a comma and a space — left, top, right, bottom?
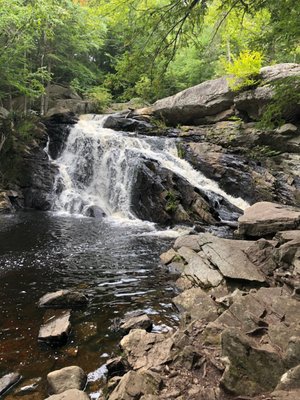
0, 211, 178, 397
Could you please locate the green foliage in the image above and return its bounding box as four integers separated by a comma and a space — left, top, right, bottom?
85, 86, 112, 112
165, 191, 179, 212
249, 145, 282, 161
259, 77, 300, 129
177, 143, 186, 159
223, 50, 264, 91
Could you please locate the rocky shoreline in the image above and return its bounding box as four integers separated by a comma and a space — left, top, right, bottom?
2, 201, 299, 399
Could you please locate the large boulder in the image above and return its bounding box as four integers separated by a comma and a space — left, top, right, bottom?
47, 366, 86, 394
238, 202, 300, 237
151, 76, 234, 126
174, 233, 265, 283
146, 63, 300, 125
46, 99, 95, 118
103, 115, 154, 133
235, 63, 300, 121
130, 158, 240, 226
221, 328, 285, 396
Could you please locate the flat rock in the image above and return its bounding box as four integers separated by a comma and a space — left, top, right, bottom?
38, 290, 88, 308
120, 314, 153, 334
198, 234, 265, 282
108, 370, 162, 400
38, 310, 71, 345
174, 235, 202, 251
47, 366, 86, 394
45, 389, 89, 400
0, 373, 21, 396
177, 246, 223, 288
120, 329, 173, 370
173, 287, 219, 322
238, 202, 300, 237
151, 76, 234, 126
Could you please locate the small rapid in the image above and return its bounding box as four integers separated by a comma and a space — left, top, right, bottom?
52, 114, 248, 220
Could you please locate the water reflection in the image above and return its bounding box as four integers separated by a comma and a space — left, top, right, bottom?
0, 212, 177, 387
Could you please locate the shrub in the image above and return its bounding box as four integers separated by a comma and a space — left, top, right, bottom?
223, 50, 264, 91
85, 86, 112, 112
259, 76, 300, 129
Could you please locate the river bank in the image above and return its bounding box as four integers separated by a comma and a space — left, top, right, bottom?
100, 202, 300, 400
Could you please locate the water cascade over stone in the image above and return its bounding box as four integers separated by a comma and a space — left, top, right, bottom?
52, 114, 248, 221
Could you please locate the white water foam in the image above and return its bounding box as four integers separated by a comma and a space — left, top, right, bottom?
52, 114, 248, 222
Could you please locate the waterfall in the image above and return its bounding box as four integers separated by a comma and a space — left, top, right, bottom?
52, 114, 248, 220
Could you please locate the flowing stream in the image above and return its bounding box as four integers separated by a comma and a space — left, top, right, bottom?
0, 114, 248, 398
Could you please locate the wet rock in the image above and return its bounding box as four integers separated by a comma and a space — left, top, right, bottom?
44, 113, 78, 160
221, 328, 285, 396
151, 76, 234, 126
276, 365, 300, 390
0, 373, 21, 396
14, 377, 42, 395
45, 389, 89, 400
38, 290, 88, 309
120, 329, 173, 370
85, 205, 106, 219
47, 366, 86, 394
238, 202, 300, 237
106, 357, 129, 379
120, 314, 153, 335
276, 123, 298, 135
38, 310, 71, 345
131, 159, 218, 226
173, 288, 219, 322
103, 115, 154, 133
0, 191, 13, 213
108, 370, 162, 400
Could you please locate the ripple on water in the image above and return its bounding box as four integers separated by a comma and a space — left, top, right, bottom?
0, 211, 178, 395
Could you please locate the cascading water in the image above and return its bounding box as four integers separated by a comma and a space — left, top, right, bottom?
52, 114, 248, 220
